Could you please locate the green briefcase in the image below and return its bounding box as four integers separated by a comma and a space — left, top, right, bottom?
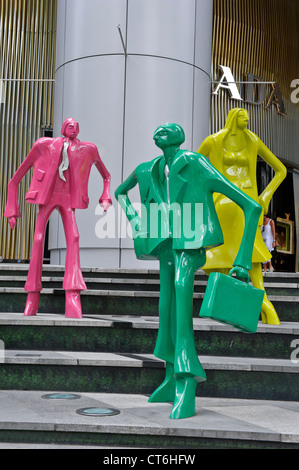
199, 272, 264, 333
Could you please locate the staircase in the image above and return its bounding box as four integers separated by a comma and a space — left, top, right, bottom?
0, 263, 298, 449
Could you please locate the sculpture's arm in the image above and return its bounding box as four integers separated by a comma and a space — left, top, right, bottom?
210, 170, 262, 276
4, 145, 37, 228
257, 139, 287, 214
115, 170, 142, 233
94, 148, 112, 211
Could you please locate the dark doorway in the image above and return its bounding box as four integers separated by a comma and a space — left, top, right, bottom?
257, 160, 295, 272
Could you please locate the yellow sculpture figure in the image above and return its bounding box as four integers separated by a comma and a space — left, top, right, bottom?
198, 108, 287, 325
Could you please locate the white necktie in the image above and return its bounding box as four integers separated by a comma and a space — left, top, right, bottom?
59, 141, 69, 182
164, 164, 170, 204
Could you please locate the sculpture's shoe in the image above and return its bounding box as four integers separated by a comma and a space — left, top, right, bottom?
149, 379, 176, 403
65, 290, 83, 319
149, 362, 175, 403
170, 375, 197, 419
149, 377, 175, 403
24, 292, 40, 316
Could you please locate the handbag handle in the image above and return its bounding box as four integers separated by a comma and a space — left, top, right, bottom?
228, 266, 250, 284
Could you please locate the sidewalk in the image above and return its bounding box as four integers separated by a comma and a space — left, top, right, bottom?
0, 390, 299, 448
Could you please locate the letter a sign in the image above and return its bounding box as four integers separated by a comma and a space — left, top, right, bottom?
212, 65, 243, 101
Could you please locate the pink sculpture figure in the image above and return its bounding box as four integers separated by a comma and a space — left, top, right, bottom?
4, 118, 112, 318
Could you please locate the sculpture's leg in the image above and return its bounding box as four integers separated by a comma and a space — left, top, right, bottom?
170, 374, 198, 420
24, 292, 40, 317
24, 204, 53, 316
249, 262, 280, 325
65, 290, 83, 319
170, 250, 207, 419
149, 247, 176, 403
59, 206, 86, 318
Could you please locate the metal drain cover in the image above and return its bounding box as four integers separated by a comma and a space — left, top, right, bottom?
41, 393, 81, 400
76, 407, 120, 417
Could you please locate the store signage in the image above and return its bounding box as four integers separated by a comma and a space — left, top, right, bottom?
291, 79, 299, 104
212, 65, 286, 115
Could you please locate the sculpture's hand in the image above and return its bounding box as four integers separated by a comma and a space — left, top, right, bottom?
8, 217, 17, 230
99, 198, 112, 212
229, 265, 250, 283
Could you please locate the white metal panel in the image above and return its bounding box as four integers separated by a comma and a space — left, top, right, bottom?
123, 55, 194, 174
192, 67, 212, 150
127, 0, 196, 63
53, 67, 65, 136
63, 0, 126, 64
194, 0, 213, 72
121, 248, 159, 270
55, 247, 121, 269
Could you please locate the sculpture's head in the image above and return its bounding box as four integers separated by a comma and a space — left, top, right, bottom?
225, 108, 249, 132
61, 117, 79, 139
153, 123, 185, 150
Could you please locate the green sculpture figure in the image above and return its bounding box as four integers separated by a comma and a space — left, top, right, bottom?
115, 123, 262, 419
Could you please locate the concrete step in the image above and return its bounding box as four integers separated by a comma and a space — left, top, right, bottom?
2, 263, 299, 285
0, 264, 161, 279
0, 265, 298, 449
0, 313, 298, 360
0, 390, 298, 449
1, 349, 299, 402
0, 286, 298, 321
0, 265, 299, 322
0, 276, 163, 292
2, 275, 299, 297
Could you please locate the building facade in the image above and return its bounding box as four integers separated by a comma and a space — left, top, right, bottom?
1, 0, 299, 271
210, 0, 299, 272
